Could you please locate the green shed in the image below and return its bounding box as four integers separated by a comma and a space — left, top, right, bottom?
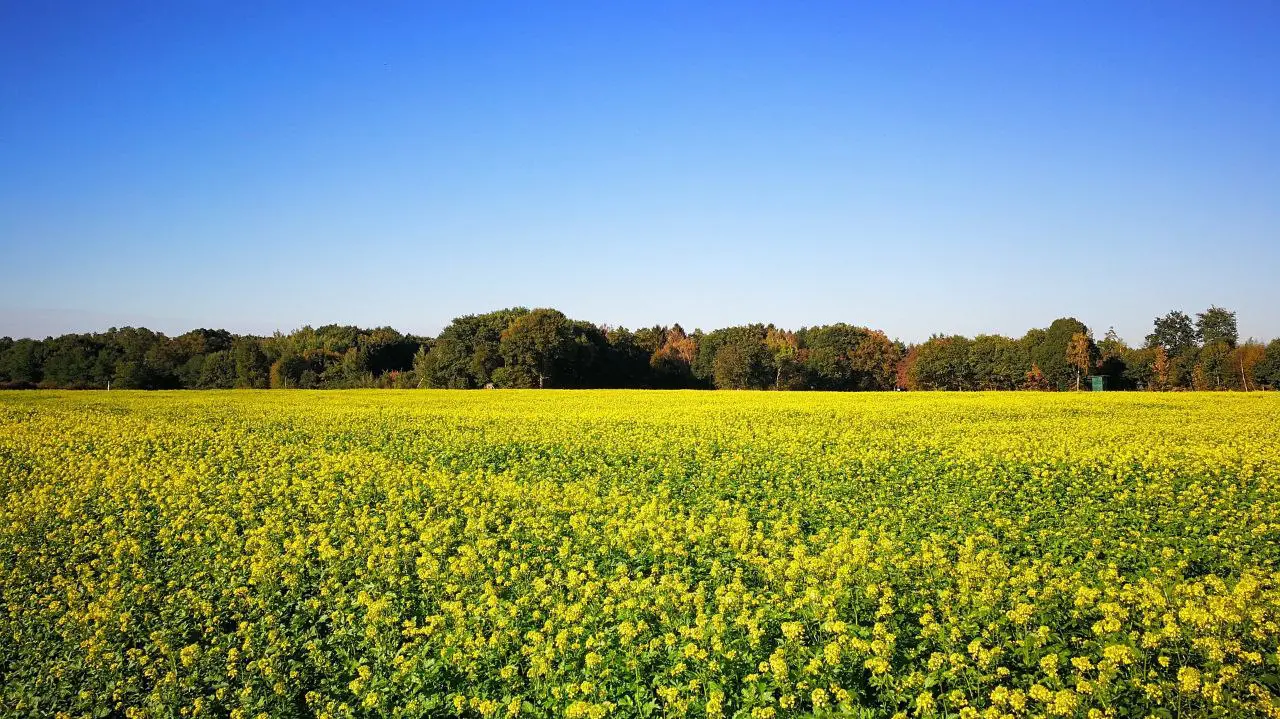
1089, 375, 1107, 392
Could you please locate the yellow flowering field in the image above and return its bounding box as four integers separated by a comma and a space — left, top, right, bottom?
2, 391, 1280, 719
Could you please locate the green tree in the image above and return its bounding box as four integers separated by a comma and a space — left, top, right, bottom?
694, 326, 772, 389
410, 345, 432, 388
323, 347, 371, 388
111, 359, 152, 389
1145, 310, 1199, 387
711, 340, 774, 390
421, 308, 529, 388
1146, 311, 1198, 354
232, 339, 270, 388
908, 335, 974, 390
1120, 346, 1156, 390
197, 351, 237, 389
1253, 339, 1280, 389
799, 327, 852, 390
1096, 328, 1132, 389
41, 334, 104, 388
360, 327, 421, 376
799, 324, 900, 391
1195, 342, 1235, 389
498, 309, 575, 388
561, 320, 610, 388
420, 335, 473, 388
0, 338, 12, 384
99, 327, 173, 389
967, 335, 1029, 390
269, 352, 308, 389
1030, 318, 1090, 391
1196, 305, 1238, 348
1098, 327, 1125, 359
601, 327, 651, 388
764, 327, 804, 389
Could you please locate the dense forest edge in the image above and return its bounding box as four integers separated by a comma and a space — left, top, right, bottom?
1, 305, 1278, 392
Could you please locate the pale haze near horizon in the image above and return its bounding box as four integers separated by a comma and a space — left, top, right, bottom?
2, 2, 1278, 345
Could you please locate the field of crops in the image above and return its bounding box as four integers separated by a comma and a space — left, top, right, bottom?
2, 391, 1279, 718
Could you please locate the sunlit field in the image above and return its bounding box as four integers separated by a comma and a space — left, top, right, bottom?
2, 390, 1279, 718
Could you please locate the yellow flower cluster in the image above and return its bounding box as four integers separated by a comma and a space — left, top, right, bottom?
2, 389, 1279, 718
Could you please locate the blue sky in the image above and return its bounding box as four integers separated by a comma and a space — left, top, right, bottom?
2, 2, 1277, 343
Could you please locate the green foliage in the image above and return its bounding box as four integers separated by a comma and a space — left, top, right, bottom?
967, 334, 1030, 390
499, 309, 576, 388
420, 308, 530, 388
0, 304, 1272, 393
1030, 318, 1090, 391
1120, 346, 1157, 389
1196, 305, 1239, 348
1196, 342, 1235, 390
1256, 339, 1280, 389
907, 335, 974, 390
697, 325, 774, 389
0, 339, 42, 385
232, 339, 270, 389
1147, 311, 1198, 356
40, 335, 107, 388
269, 352, 309, 389
111, 359, 153, 389
196, 351, 237, 389
561, 320, 610, 388
799, 324, 900, 391
601, 327, 652, 387
711, 340, 773, 389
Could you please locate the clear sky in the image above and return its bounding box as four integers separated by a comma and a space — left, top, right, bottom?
2, 1, 1277, 344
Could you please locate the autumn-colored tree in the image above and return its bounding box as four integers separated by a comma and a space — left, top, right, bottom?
7, 304, 1280, 393
1230, 341, 1267, 391
1023, 363, 1050, 390
652, 324, 697, 364
1066, 331, 1093, 391
1151, 346, 1171, 391
1191, 364, 1210, 390
847, 330, 902, 391
650, 324, 698, 387
896, 346, 918, 390
764, 327, 798, 357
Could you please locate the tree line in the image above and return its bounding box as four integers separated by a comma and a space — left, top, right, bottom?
2, 305, 1278, 391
